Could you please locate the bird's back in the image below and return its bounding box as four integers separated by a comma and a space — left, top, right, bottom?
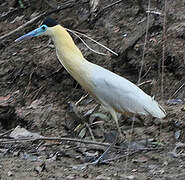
89, 63, 166, 118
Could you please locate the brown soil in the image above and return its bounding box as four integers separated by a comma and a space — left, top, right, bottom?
0, 0, 185, 179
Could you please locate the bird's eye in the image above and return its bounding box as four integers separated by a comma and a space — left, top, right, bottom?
42, 26, 46, 30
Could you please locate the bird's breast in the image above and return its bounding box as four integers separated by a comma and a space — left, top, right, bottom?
56, 50, 96, 95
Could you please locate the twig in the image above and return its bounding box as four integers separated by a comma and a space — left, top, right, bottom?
75, 94, 89, 106
171, 82, 185, 98
66, 29, 107, 56
137, 80, 152, 87
161, 0, 167, 99
91, 134, 118, 164
0, 129, 14, 138
138, 0, 151, 84
141, 66, 151, 79
66, 28, 118, 56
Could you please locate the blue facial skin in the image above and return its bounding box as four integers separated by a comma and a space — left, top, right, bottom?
15, 25, 48, 42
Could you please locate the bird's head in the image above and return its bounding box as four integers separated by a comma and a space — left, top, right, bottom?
16, 17, 84, 59
15, 17, 58, 41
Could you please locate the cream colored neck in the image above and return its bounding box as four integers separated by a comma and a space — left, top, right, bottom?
50, 25, 93, 91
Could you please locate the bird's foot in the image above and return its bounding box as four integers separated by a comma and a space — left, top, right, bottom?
90, 135, 118, 165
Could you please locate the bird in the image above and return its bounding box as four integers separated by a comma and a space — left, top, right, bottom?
15, 17, 166, 138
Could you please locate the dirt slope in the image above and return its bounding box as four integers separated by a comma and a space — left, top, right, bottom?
0, 0, 185, 179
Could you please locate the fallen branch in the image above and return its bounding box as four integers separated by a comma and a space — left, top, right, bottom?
0, 0, 78, 41
0, 12, 46, 41
0, 129, 14, 137
0, 136, 110, 147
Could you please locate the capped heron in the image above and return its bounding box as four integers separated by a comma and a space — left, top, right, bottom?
15, 17, 166, 137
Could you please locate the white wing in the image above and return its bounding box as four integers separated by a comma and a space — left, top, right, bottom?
90, 64, 166, 118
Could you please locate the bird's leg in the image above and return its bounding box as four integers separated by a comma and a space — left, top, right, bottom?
110, 110, 125, 139
90, 135, 118, 165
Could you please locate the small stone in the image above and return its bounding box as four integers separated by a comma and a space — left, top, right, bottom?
7, 170, 13, 176
13, 151, 19, 156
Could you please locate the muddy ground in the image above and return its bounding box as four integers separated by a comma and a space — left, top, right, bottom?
0, 0, 185, 179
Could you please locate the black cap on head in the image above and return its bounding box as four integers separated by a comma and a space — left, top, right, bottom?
42, 17, 58, 27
